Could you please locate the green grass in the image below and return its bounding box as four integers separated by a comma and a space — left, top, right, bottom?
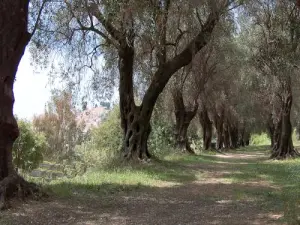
38, 159, 201, 198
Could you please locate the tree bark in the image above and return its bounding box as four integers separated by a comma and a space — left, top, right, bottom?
0, 0, 44, 209
173, 90, 198, 154
119, 46, 152, 160
229, 124, 239, 149
199, 107, 212, 150
238, 126, 245, 147
214, 110, 224, 150
223, 121, 230, 149
271, 86, 299, 159
244, 135, 250, 146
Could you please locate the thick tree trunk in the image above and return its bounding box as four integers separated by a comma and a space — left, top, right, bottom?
243, 130, 250, 146
173, 90, 198, 154
271, 88, 299, 159
223, 121, 230, 149
272, 117, 282, 152
199, 107, 212, 150
238, 126, 245, 147
229, 124, 239, 149
119, 46, 152, 160
0, 0, 44, 209
214, 110, 224, 150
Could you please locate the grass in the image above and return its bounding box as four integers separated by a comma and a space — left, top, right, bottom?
37, 159, 201, 198
29, 145, 300, 224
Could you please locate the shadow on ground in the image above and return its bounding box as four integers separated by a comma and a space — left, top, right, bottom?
1, 182, 283, 225
2, 145, 299, 225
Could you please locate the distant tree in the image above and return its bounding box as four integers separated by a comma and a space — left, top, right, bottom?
246, 0, 300, 158
33, 90, 85, 161
13, 120, 46, 173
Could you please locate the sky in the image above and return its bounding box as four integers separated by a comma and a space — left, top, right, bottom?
14, 48, 51, 119
14, 48, 118, 119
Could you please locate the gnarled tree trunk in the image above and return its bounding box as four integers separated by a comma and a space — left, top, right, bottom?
0, 0, 43, 209
271, 86, 299, 159
119, 46, 152, 160
199, 107, 212, 150
173, 90, 198, 154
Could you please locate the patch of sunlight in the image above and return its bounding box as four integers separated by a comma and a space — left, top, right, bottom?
214, 161, 250, 165
216, 199, 233, 204
234, 191, 261, 202
267, 213, 283, 219
12, 212, 27, 217
197, 177, 234, 184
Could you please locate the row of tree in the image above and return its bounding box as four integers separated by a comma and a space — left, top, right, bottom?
2, 0, 300, 207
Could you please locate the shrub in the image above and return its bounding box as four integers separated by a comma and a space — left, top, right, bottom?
74, 106, 122, 168
32, 90, 85, 161
149, 118, 175, 156
13, 119, 46, 172
250, 132, 271, 146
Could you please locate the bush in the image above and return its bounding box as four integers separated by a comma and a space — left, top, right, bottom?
250, 132, 271, 146
149, 118, 175, 156
74, 106, 122, 168
13, 119, 46, 172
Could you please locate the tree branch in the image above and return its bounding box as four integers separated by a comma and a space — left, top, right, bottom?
64, 0, 119, 48
88, 2, 124, 44
141, 4, 226, 115
31, 0, 48, 38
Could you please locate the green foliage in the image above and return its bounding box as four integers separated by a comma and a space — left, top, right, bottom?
149, 118, 174, 156
13, 119, 46, 172
74, 106, 122, 168
250, 133, 271, 146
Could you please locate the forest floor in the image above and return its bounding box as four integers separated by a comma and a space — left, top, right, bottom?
1, 146, 300, 225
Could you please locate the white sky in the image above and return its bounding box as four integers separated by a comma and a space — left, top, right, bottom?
14, 48, 51, 119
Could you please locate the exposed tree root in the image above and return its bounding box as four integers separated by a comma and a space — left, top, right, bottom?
0, 173, 47, 210
270, 148, 300, 160
176, 143, 196, 155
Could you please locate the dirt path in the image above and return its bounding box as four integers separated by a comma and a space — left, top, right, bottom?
1, 150, 285, 225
